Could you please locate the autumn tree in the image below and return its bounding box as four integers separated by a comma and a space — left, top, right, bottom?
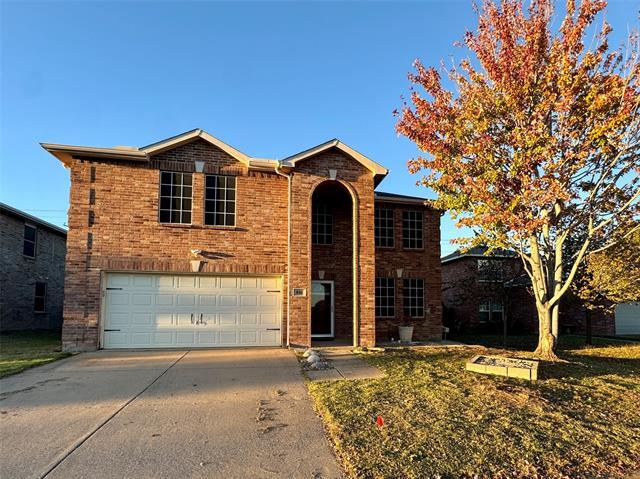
573, 230, 640, 341
396, 0, 640, 359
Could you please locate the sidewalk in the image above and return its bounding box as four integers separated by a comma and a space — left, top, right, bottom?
305, 348, 385, 382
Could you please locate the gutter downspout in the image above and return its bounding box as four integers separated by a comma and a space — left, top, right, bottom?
275, 161, 292, 347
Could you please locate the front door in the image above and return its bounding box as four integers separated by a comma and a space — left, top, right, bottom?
311, 280, 334, 338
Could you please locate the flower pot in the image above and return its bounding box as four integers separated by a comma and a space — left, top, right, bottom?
190, 260, 203, 272
398, 325, 414, 342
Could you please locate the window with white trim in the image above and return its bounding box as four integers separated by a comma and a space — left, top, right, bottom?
34, 282, 47, 313
23, 224, 37, 258
403, 278, 424, 317
159, 172, 192, 224
375, 208, 394, 248
375, 277, 395, 317
479, 300, 504, 323
312, 203, 333, 245
402, 210, 423, 249
204, 175, 236, 227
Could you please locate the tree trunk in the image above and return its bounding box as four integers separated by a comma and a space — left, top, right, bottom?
533, 306, 560, 360
585, 308, 592, 345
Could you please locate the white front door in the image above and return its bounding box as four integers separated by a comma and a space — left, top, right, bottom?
102, 273, 282, 348
311, 280, 334, 338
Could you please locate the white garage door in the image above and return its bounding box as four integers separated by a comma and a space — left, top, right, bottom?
102, 273, 282, 349
615, 302, 640, 335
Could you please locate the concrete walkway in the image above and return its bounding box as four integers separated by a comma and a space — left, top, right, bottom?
0, 349, 343, 479
306, 348, 385, 382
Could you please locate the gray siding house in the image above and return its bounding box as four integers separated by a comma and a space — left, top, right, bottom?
0, 203, 67, 330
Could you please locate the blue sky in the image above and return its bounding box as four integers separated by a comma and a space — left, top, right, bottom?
1, 1, 637, 255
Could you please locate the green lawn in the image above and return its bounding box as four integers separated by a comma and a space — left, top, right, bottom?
308, 337, 640, 479
0, 331, 70, 378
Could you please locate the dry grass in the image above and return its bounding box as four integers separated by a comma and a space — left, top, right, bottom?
308, 337, 640, 479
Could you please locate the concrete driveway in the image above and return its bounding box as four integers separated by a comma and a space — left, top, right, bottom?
0, 349, 343, 479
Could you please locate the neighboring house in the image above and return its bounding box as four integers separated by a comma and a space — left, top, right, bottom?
0, 203, 67, 330
441, 246, 637, 336
42, 129, 442, 351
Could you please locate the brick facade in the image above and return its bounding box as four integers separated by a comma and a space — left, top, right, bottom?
441, 255, 615, 335
48, 133, 442, 351
0, 206, 66, 330
375, 201, 443, 341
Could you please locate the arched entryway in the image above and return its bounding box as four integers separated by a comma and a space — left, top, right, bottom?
310, 181, 355, 344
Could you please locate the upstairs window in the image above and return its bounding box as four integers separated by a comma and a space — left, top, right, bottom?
375, 208, 394, 248
34, 282, 47, 313
375, 277, 395, 318
403, 278, 425, 317
402, 210, 423, 249
312, 203, 333, 245
23, 224, 37, 257
205, 175, 236, 227
159, 172, 192, 224
477, 259, 504, 282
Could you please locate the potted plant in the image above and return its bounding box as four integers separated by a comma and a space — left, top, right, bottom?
398, 317, 414, 342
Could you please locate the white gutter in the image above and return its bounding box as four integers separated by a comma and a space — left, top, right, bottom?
274, 161, 292, 347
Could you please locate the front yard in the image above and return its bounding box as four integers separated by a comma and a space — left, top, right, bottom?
0, 331, 70, 378
308, 336, 640, 479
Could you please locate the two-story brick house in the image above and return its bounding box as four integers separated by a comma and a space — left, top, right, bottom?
42, 129, 442, 351
0, 203, 67, 330
441, 246, 621, 336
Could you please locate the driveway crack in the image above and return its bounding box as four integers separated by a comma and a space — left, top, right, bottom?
39, 350, 189, 479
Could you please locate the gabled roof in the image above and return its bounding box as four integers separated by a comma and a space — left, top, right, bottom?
0, 202, 67, 237
281, 139, 389, 180
141, 129, 251, 166
41, 130, 389, 183
441, 246, 518, 264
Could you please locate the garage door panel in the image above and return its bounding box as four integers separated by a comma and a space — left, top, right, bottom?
220, 277, 237, 288
158, 276, 175, 288
261, 277, 279, 289
154, 332, 173, 345
132, 275, 154, 287
219, 295, 238, 307
260, 313, 278, 325
108, 293, 129, 307
260, 295, 277, 307
176, 332, 196, 345
260, 330, 279, 344
241, 313, 257, 325
177, 294, 196, 306
199, 295, 216, 306
197, 332, 217, 344
177, 276, 197, 289
104, 332, 129, 345
219, 313, 237, 325
176, 313, 194, 326
241, 277, 258, 289
240, 295, 258, 306
108, 275, 131, 287
155, 294, 174, 306
103, 274, 281, 349
219, 331, 237, 345
131, 332, 153, 345
132, 294, 152, 306
198, 277, 216, 289
155, 313, 173, 326
132, 313, 152, 325
240, 331, 258, 344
